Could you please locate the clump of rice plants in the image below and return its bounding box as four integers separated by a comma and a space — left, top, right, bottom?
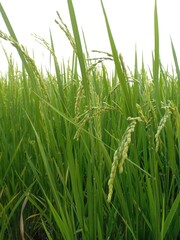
0, 0, 179, 239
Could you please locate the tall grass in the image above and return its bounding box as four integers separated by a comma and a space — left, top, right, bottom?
0, 1, 179, 239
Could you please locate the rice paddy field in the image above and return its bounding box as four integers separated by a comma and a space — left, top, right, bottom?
0, 1, 179, 239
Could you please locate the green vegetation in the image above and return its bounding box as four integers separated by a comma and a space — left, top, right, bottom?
0, 0, 179, 239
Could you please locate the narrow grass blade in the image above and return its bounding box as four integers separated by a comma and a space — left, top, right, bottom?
46, 197, 74, 240
100, 0, 132, 114
42, 219, 53, 240
0, 3, 32, 77
0, 3, 18, 42
133, 47, 140, 103
0, 193, 25, 239
49, 30, 64, 100
153, 0, 160, 104
67, 0, 90, 105
163, 192, 180, 238
171, 39, 180, 104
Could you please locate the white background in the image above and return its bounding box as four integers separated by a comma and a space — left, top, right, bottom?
0, 0, 180, 74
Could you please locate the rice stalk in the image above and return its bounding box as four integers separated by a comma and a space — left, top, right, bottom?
0, 1, 179, 239
74, 81, 84, 122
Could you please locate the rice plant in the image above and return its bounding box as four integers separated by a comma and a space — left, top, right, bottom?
0, 0, 179, 239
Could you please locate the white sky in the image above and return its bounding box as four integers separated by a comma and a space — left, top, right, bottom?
0, 0, 180, 74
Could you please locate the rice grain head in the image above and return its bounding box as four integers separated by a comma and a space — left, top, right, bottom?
107, 117, 141, 203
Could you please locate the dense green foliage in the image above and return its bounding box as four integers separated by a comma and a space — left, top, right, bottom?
0, 1, 179, 239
